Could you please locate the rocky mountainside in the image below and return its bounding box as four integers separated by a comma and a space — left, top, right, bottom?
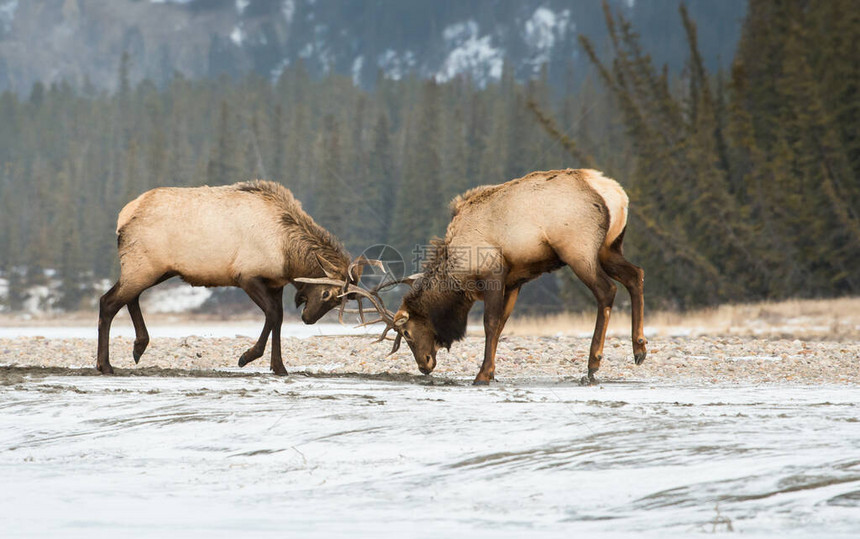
0, 0, 745, 92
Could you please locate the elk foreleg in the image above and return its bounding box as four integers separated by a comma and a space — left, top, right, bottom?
475, 277, 508, 386
238, 278, 276, 371
268, 286, 287, 376
485, 286, 521, 382
126, 272, 175, 365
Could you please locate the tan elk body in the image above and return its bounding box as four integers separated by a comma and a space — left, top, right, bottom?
96, 180, 359, 375
384, 169, 647, 385
116, 183, 327, 289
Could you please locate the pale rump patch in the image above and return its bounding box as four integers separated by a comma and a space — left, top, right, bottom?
116, 191, 149, 234
582, 169, 628, 247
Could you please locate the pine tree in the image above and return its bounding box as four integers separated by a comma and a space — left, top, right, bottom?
315, 114, 345, 235
389, 80, 445, 263
270, 104, 285, 180
365, 111, 396, 243
207, 101, 239, 185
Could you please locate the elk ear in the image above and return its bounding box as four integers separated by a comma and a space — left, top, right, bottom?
393, 311, 409, 327
402, 273, 424, 288
315, 254, 340, 279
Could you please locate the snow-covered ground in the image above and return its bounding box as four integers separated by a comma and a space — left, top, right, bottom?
0, 321, 384, 339
0, 376, 857, 537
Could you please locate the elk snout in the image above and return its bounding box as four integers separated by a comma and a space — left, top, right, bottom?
301, 308, 320, 324
418, 354, 436, 375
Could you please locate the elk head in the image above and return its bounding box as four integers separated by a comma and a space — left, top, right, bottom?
388, 307, 439, 374
294, 256, 385, 324
352, 273, 441, 375
299, 267, 441, 375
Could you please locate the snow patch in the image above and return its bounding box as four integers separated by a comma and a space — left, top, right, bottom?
270, 57, 291, 82
230, 25, 245, 46
0, 0, 17, 33
376, 49, 416, 81
297, 25, 336, 72
150, 0, 195, 4
0, 278, 8, 307
312, 25, 335, 73
0, 322, 385, 339
442, 20, 479, 43
282, 0, 296, 25
298, 43, 314, 58
351, 55, 364, 86
727, 355, 783, 362
235, 0, 249, 15
437, 20, 503, 85
142, 284, 212, 313
22, 285, 58, 314
522, 7, 572, 73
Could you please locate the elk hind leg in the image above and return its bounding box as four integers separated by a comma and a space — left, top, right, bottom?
127, 297, 148, 364
97, 280, 151, 374
599, 243, 647, 365
562, 256, 617, 386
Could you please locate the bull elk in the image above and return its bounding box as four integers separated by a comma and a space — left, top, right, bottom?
370, 169, 647, 385
96, 180, 373, 376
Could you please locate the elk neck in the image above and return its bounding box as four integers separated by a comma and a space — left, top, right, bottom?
404, 242, 474, 349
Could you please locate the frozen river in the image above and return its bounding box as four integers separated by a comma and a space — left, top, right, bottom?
0, 371, 858, 537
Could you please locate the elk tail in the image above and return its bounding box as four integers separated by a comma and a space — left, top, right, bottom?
583, 169, 629, 249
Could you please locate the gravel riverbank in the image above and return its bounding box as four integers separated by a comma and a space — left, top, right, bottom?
1, 333, 857, 385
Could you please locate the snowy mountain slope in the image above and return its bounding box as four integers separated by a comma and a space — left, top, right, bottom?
0, 0, 745, 92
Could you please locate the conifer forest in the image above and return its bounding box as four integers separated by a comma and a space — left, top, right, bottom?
0, 0, 857, 314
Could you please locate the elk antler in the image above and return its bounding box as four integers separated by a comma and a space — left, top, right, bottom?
295, 264, 423, 355
348, 273, 424, 355
337, 282, 403, 355
292, 277, 348, 287
346, 255, 386, 283
295, 255, 388, 325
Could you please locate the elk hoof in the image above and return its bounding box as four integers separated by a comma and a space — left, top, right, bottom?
580, 368, 599, 386
238, 352, 256, 367
472, 379, 490, 386
97, 363, 114, 375
132, 338, 149, 364
634, 351, 647, 365
271, 366, 288, 376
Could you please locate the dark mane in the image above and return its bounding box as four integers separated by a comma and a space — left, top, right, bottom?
403, 238, 474, 349
418, 237, 449, 275
236, 180, 350, 276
